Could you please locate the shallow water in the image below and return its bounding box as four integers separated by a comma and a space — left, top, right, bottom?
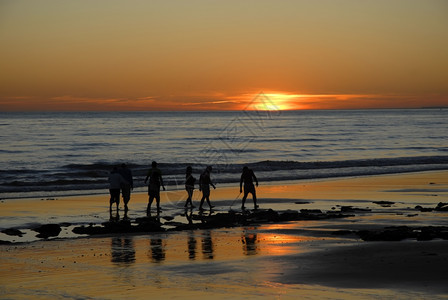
2, 227, 447, 299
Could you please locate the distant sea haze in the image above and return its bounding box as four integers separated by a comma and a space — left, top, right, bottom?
1, 109, 447, 199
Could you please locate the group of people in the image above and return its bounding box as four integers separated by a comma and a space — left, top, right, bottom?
108, 163, 134, 213
108, 162, 259, 215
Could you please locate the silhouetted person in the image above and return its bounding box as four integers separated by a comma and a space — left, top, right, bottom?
240, 166, 259, 210
199, 166, 216, 210
185, 166, 196, 208
119, 163, 133, 216
108, 167, 128, 212
145, 161, 165, 213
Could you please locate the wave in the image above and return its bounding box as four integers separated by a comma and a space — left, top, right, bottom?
1, 156, 447, 198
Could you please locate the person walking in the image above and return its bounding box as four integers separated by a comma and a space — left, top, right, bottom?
119, 163, 133, 214
144, 161, 165, 213
185, 166, 196, 208
240, 166, 259, 210
199, 166, 216, 210
108, 166, 128, 212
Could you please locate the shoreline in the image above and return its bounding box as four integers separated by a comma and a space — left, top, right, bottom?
1, 170, 448, 298
2, 164, 448, 201
1, 170, 448, 241
2, 168, 447, 201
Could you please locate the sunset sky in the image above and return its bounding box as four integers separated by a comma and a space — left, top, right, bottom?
1, 0, 447, 111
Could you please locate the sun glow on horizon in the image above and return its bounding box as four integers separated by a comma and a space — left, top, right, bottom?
240, 92, 420, 111
245, 92, 306, 111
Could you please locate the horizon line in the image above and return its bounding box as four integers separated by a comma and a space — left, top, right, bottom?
1, 107, 447, 113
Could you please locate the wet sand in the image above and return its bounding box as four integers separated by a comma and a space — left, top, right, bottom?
1, 171, 448, 299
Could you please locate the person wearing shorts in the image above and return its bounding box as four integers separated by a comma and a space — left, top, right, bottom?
108, 167, 128, 212
240, 166, 259, 210
199, 166, 215, 210
144, 161, 165, 213
119, 163, 133, 215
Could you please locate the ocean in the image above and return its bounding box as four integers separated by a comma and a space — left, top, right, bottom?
1, 109, 447, 199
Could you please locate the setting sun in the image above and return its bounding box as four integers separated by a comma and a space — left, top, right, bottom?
252, 93, 302, 111
240, 92, 305, 111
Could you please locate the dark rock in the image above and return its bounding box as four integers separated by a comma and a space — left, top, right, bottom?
441, 231, 448, 240
341, 206, 371, 213
202, 212, 243, 228
246, 209, 279, 223
357, 226, 412, 241
416, 230, 434, 241
170, 223, 200, 231
135, 218, 164, 232
325, 212, 355, 219
135, 216, 161, 224
73, 225, 107, 235
435, 202, 448, 211
300, 209, 322, 214
331, 230, 353, 236
191, 214, 206, 221
295, 201, 312, 204
407, 214, 418, 217
33, 224, 61, 238
415, 205, 433, 212
372, 201, 395, 207
103, 219, 132, 233
73, 219, 159, 235
163, 221, 186, 227
279, 210, 300, 221
357, 226, 448, 241
2, 228, 24, 237
0, 240, 12, 245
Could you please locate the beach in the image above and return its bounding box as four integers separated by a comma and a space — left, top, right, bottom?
1, 171, 448, 299
2, 1, 448, 298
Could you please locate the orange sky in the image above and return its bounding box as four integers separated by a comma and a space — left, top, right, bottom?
1, 0, 447, 111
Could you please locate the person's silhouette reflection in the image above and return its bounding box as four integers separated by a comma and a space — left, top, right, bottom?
188, 231, 197, 260
201, 230, 214, 259
184, 208, 193, 225
149, 237, 165, 263
242, 231, 258, 256
198, 206, 214, 223
111, 237, 136, 265
109, 209, 120, 222
147, 209, 161, 223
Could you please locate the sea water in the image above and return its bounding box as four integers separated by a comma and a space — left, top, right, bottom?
1, 109, 447, 199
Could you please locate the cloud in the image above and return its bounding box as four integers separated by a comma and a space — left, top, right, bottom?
1, 92, 446, 111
